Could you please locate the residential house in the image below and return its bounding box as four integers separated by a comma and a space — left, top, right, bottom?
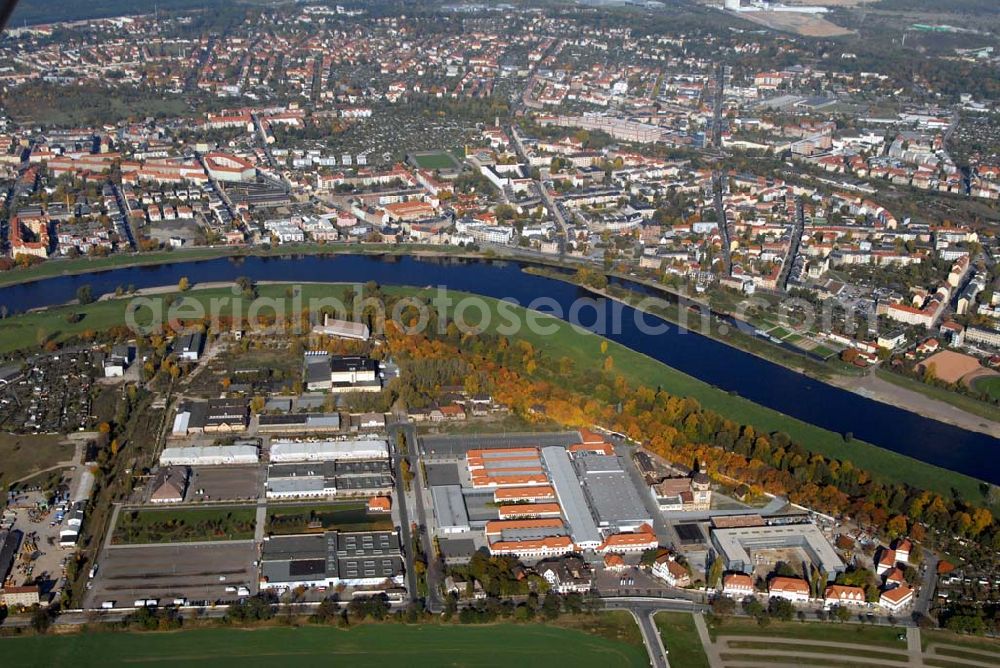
722, 573, 755, 598
879, 585, 914, 613
651, 554, 691, 587
537, 556, 594, 594
768, 577, 811, 603
823, 584, 866, 607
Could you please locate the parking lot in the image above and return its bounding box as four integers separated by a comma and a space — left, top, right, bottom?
185, 465, 262, 502
420, 431, 580, 457
83, 541, 258, 609
424, 462, 461, 486
593, 563, 674, 597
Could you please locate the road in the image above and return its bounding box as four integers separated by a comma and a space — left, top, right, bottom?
915, 551, 939, 617
0, 180, 16, 254
185, 35, 217, 92
541, 183, 571, 247
777, 197, 804, 292
634, 608, 670, 668
109, 181, 137, 250
2, 598, 412, 629
712, 170, 732, 276
604, 597, 706, 668
711, 63, 725, 151
251, 112, 291, 192
196, 152, 238, 226
406, 423, 446, 613
509, 124, 570, 248
386, 422, 419, 606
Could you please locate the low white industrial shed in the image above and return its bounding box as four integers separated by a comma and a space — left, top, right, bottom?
269, 439, 389, 463
159, 444, 259, 466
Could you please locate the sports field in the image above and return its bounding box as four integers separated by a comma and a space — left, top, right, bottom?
410, 150, 460, 170
974, 375, 1000, 401
0, 622, 649, 667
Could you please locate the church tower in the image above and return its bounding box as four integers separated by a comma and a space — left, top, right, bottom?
691, 462, 712, 510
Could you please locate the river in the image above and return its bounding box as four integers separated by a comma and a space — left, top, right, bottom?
0, 253, 997, 483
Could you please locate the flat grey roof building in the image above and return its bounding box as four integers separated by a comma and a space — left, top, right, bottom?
258, 413, 341, 433
566, 453, 653, 532
580, 469, 654, 532
266, 459, 392, 498
431, 485, 471, 533
541, 446, 601, 549
499, 526, 566, 542
438, 537, 478, 563
574, 454, 623, 474
260, 530, 403, 589
711, 522, 846, 581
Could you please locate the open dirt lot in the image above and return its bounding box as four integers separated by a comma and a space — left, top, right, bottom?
738, 10, 854, 37
0, 433, 76, 485
782, 0, 873, 6
750, 547, 809, 580
84, 541, 258, 609
918, 350, 986, 385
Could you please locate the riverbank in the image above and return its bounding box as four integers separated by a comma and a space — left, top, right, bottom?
524, 266, 1000, 440
1, 279, 991, 502
0, 243, 485, 289
830, 371, 1000, 439
3, 238, 998, 443
0, 242, 839, 382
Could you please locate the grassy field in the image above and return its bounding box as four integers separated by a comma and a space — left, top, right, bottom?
552, 610, 646, 648
5, 86, 190, 127
410, 150, 461, 170
266, 502, 393, 535
706, 616, 905, 648
0, 433, 75, 486
922, 628, 1000, 655
0, 621, 650, 667
111, 506, 257, 544
0, 281, 991, 501
717, 652, 893, 668
654, 612, 710, 668
724, 639, 907, 661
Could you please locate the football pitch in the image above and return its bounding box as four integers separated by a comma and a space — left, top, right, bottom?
1, 622, 649, 667
410, 150, 460, 170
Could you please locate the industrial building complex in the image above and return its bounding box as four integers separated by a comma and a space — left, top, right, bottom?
259, 530, 405, 591
711, 520, 847, 581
